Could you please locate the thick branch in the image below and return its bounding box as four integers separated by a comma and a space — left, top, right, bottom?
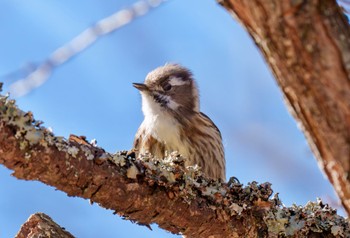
15, 213, 74, 238
0, 91, 349, 237
219, 0, 350, 214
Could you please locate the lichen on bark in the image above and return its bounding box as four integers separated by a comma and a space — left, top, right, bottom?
1, 85, 349, 237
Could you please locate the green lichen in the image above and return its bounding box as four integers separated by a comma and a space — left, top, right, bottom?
67, 146, 79, 158
81, 146, 94, 160
112, 152, 127, 166
1, 85, 349, 237
265, 208, 294, 235
265, 198, 349, 237
0, 91, 83, 159
1, 97, 45, 147
285, 213, 305, 236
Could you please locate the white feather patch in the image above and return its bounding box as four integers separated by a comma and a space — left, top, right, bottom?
169, 76, 189, 86
162, 95, 179, 110
140, 92, 189, 157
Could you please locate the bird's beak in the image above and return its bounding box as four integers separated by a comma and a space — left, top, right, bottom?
132, 83, 149, 92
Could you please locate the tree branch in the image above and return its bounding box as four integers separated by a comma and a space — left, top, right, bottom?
0, 88, 349, 237
219, 0, 350, 215
7, 0, 167, 97
15, 213, 74, 238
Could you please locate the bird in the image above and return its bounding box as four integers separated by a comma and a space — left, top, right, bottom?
132, 64, 225, 181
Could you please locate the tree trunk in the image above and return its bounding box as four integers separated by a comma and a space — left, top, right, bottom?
219, 0, 350, 214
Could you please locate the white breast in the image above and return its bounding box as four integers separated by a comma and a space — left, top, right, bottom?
141, 93, 186, 154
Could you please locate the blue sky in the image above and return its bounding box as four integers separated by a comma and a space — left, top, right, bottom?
0, 0, 342, 237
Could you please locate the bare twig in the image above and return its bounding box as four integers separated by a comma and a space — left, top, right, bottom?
8, 0, 167, 97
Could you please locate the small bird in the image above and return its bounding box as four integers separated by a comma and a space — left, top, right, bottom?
132, 64, 225, 181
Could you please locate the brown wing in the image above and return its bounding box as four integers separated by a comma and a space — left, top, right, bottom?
132, 125, 165, 158
133, 126, 145, 150
199, 112, 222, 139
197, 112, 225, 181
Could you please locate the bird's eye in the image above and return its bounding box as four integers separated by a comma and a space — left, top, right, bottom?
163, 83, 172, 91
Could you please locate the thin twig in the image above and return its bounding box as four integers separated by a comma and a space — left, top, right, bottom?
8, 0, 167, 97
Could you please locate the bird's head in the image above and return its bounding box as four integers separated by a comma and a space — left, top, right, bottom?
133, 64, 199, 118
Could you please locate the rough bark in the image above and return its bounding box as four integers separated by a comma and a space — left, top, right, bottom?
0, 90, 349, 237
219, 0, 350, 214
15, 213, 75, 238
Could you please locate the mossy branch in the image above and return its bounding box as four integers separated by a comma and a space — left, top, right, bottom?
0, 91, 349, 237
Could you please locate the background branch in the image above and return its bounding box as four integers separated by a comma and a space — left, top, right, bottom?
7, 0, 167, 97
15, 213, 74, 238
219, 0, 350, 214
